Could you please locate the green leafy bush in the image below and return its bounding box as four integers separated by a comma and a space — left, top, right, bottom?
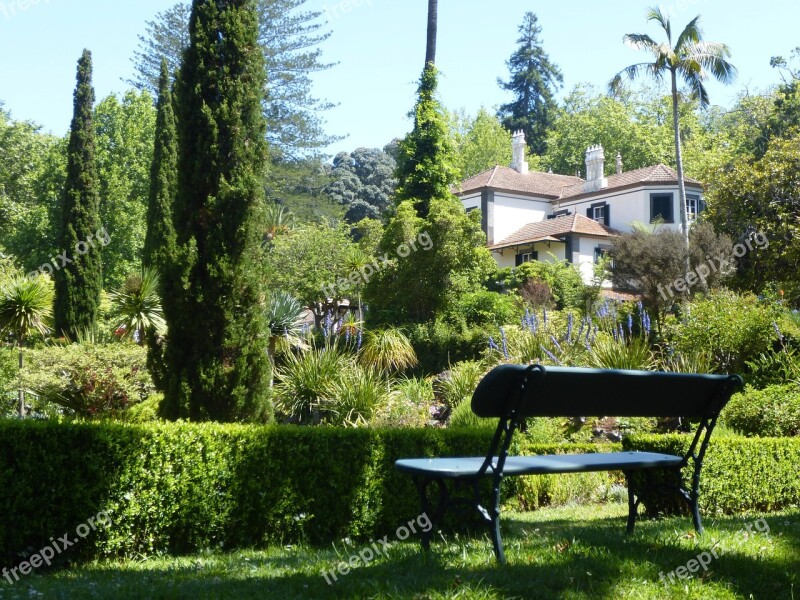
502, 259, 585, 310
21, 343, 155, 417
624, 434, 800, 514
721, 384, 800, 437
452, 290, 521, 326
407, 320, 493, 375
0, 421, 622, 564
589, 335, 655, 370
666, 290, 781, 372
438, 360, 485, 408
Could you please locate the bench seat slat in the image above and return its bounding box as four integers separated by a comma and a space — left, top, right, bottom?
395, 451, 683, 478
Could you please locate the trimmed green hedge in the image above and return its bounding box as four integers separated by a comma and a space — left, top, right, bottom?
0, 420, 609, 565
624, 434, 800, 514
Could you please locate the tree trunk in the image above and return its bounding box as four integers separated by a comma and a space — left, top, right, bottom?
17, 341, 24, 419
671, 69, 691, 286
268, 337, 276, 388
425, 0, 438, 67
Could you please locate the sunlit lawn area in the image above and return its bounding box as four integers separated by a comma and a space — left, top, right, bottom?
3, 503, 797, 599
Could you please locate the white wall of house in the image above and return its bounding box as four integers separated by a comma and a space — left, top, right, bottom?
461, 194, 481, 211
556, 186, 703, 233
493, 193, 551, 243
492, 241, 566, 270
572, 236, 614, 285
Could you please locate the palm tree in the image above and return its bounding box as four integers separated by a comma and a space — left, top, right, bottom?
109, 267, 166, 344
425, 0, 438, 67
609, 7, 736, 277
265, 290, 306, 388
0, 276, 53, 417
343, 246, 369, 322
263, 203, 293, 246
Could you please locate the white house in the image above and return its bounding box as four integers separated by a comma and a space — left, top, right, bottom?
456, 132, 705, 283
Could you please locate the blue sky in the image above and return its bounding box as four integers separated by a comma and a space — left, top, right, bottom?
1, 0, 798, 157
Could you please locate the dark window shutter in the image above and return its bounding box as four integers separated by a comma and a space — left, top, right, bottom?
515, 253, 523, 266
532, 251, 539, 260
603, 204, 610, 226
586, 207, 592, 219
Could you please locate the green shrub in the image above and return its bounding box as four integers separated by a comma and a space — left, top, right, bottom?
330, 366, 391, 426
452, 290, 521, 326
0, 421, 646, 565
438, 360, 485, 408
588, 335, 655, 370
666, 290, 781, 372
21, 343, 155, 418
503, 259, 585, 310
448, 398, 496, 429
624, 433, 800, 514
721, 384, 800, 437
408, 320, 493, 375
371, 377, 433, 428
745, 347, 800, 388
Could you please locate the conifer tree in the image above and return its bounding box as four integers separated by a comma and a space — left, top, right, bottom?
54, 50, 103, 339
143, 58, 179, 391
394, 66, 459, 218
497, 12, 563, 156
163, 0, 270, 421
143, 58, 178, 272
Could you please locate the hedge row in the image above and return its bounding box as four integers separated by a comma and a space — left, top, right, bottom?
624, 434, 800, 514
0, 421, 606, 565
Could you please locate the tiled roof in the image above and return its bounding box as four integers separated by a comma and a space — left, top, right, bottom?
456, 164, 702, 201
457, 166, 583, 198
558, 164, 703, 201
489, 214, 618, 250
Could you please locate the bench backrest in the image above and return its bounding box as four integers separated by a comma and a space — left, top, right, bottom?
472, 364, 742, 419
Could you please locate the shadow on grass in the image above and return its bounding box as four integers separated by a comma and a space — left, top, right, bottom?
7, 509, 798, 600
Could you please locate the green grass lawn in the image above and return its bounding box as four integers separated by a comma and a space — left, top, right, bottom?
2, 503, 797, 599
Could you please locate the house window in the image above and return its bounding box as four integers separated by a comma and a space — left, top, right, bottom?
466, 206, 478, 213
587, 202, 609, 226
515, 251, 538, 266
686, 195, 703, 220
650, 193, 674, 223
550, 209, 570, 219
594, 247, 612, 265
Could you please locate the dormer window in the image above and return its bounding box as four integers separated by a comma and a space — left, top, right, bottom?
650, 193, 674, 223
587, 202, 609, 226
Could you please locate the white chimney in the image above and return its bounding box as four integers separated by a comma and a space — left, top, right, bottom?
584, 145, 608, 193
511, 130, 529, 174
616, 152, 623, 175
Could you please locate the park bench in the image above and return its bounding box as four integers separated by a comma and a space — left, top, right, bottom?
395, 364, 742, 564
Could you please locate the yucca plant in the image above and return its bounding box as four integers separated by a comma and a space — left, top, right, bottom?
0, 275, 53, 417
109, 267, 165, 345
330, 365, 391, 426
661, 349, 715, 374
438, 360, 485, 409
589, 335, 655, 370
275, 344, 350, 424
265, 290, 307, 387
359, 328, 418, 374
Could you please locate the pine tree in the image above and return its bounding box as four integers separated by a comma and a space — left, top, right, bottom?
497, 12, 563, 156
163, 0, 270, 422
143, 58, 178, 272
394, 66, 459, 218
54, 50, 103, 339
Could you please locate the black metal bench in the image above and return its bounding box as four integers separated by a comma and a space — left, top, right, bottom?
395, 364, 742, 564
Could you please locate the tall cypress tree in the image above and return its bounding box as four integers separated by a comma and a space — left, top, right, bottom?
143, 58, 178, 271
164, 0, 270, 421
497, 12, 563, 156
144, 58, 179, 391
394, 66, 459, 218
54, 49, 103, 339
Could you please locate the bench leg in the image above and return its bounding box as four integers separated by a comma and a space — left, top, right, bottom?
625, 472, 639, 534
489, 474, 506, 565
412, 477, 448, 552
690, 493, 704, 534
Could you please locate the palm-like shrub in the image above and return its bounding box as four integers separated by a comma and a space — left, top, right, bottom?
265, 290, 306, 387
109, 268, 165, 344
359, 328, 417, 374
660, 349, 714, 374
0, 275, 53, 417
438, 360, 485, 408
330, 365, 391, 426
589, 335, 655, 370
275, 345, 350, 424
